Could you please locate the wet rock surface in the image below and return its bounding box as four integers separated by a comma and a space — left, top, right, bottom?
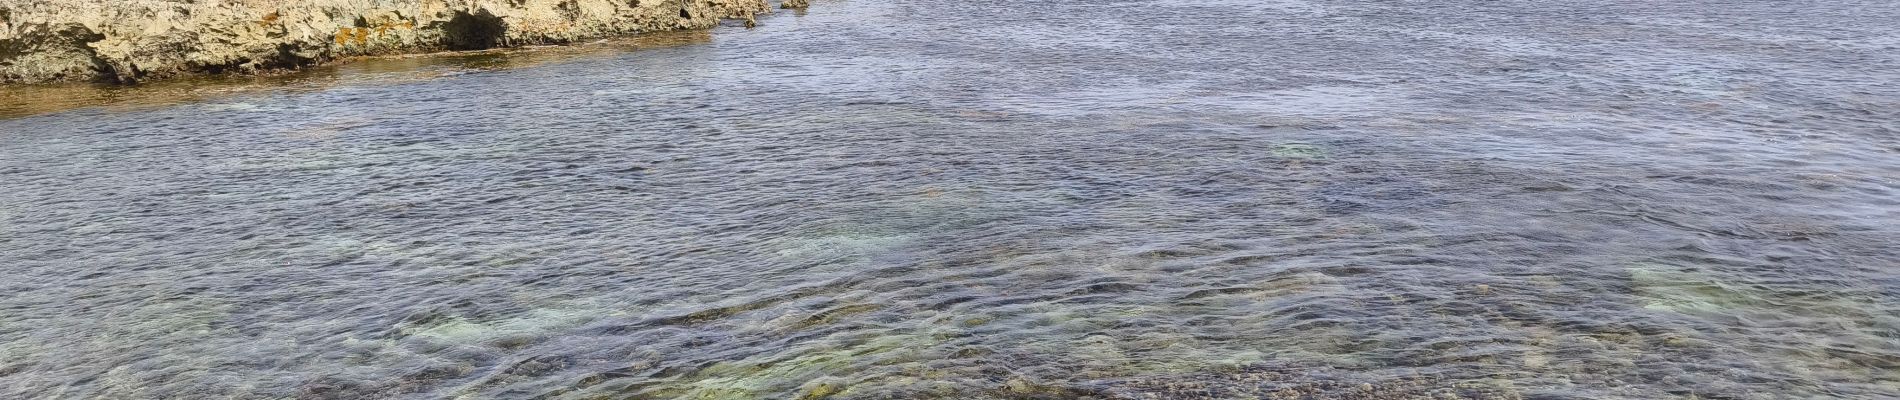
0, 0, 772, 83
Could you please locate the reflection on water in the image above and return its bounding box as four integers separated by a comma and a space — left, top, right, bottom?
0, 30, 715, 120
2, 0, 1898, 399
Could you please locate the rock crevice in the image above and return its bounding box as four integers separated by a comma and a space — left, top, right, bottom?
0, 0, 772, 84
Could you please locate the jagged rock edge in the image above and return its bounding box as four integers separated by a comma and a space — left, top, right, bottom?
0, 0, 777, 84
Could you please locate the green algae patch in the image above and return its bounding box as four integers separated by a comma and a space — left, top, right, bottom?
1271, 143, 1327, 160
1623, 263, 1869, 317
1179, 271, 1341, 302
958, 315, 993, 328
1627, 264, 1765, 314
795, 304, 885, 329
797, 377, 850, 399
774, 233, 918, 264
398, 306, 607, 348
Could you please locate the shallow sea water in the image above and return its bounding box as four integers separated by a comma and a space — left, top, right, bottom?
2, 0, 1898, 399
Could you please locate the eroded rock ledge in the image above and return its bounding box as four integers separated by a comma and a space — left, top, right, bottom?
0, 0, 782, 84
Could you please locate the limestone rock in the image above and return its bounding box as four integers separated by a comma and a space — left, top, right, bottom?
0, 21, 107, 82
0, 0, 772, 84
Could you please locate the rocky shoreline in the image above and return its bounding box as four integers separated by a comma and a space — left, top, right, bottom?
0, 0, 801, 84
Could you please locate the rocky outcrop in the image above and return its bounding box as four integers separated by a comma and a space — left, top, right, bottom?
0, 0, 773, 84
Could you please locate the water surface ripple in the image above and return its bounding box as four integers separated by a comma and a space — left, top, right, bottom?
2, 0, 1898, 399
